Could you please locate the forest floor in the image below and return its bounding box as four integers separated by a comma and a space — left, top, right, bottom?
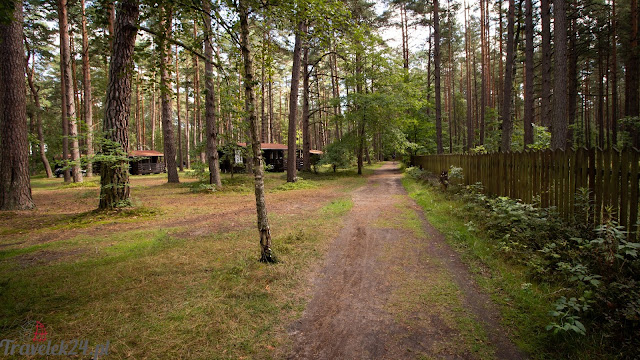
0, 162, 526, 359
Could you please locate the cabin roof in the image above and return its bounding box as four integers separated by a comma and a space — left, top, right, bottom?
237, 143, 323, 154
237, 142, 288, 150
130, 150, 164, 157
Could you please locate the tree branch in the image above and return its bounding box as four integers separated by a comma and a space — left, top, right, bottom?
137, 25, 225, 71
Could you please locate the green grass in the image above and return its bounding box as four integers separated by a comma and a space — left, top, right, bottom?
0, 162, 379, 359
402, 176, 559, 359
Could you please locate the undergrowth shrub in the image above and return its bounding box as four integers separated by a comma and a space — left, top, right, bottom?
459, 185, 640, 356
411, 167, 640, 357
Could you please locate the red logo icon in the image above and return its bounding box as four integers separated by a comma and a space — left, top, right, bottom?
32, 321, 47, 342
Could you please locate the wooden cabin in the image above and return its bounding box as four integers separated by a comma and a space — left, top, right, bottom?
237, 143, 287, 172
296, 149, 324, 170
129, 150, 165, 175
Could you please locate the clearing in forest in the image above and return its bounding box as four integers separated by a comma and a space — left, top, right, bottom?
0, 164, 525, 359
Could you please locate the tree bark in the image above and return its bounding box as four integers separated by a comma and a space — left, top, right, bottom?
160, 6, 179, 183
193, 23, 205, 163
464, 5, 473, 151
287, 21, 305, 182
302, 44, 311, 171
25, 49, 53, 178
151, 80, 156, 150
239, 0, 275, 263
203, 0, 222, 187
99, 0, 139, 210
136, 70, 141, 149
552, 0, 569, 150
567, 17, 577, 147
434, 0, 443, 154
626, 0, 639, 148
185, 70, 190, 169
58, 0, 83, 183
523, 0, 534, 147
540, 0, 552, 128
501, 0, 516, 151
611, 0, 618, 145
176, 46, 184, 171
1, 2, 35, 210
480, 0, 486, 145
81, 0, 94, 176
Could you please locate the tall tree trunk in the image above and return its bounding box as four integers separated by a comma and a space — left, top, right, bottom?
141, 75, 145, 148
268, 55, 274, 143
287, 21, 305, 182
261, 32, 268, 143
356, 51, 365, 175
465, 5, 473, 151
501, 0, 516, 151
238, 0, 275, 263
567, 17, 577, 147
540, 0, 552, 128
160, 6, 179, 183
1, 1, 34, 210
136, 71, 141, 150
176, 46, 183, 171
25, 49, 53, 178
552, 0, 569, 150
194, 22, 205, 163
203, 0, 222, 187
58, 1, 70, 182
107, 1, 115, 51
99, 0, 139, 210
523, 0, 534, 147
611, 0, 618, 145
598, 50, 605, 148
434, 0, 443, 154
626, 0, 639, 148
81, 0, 93, 176
480, 0, 486, 145
151, 80, 156, 150
330, 48, 341, 141
59, 0, 83, 183
401, 4, 409, 69
302, 45, 311, 171
185, 72, 190, 169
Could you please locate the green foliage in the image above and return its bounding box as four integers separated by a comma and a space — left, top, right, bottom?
189, 183, 217, 194
448, 166, 463, 185
404, 166, 426, 180
528, 125, 551, 151
469, 145, 487, 154
319, 138, 356, 172
618, 116, 640, 148
189, 162, 209, 183
272, 178, 318, 192
455, 185, 640, 356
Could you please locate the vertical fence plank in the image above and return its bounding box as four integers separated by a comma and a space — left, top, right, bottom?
629, 149, 639, 240
612, 149, 621, 221
541, 150, 549, 207
551, 150, 560, 209
603, 148, 612, 218
594, 148, 603, 226
620, 148, 631, 230
563, 149, 569, 218
410, 148, 639, 237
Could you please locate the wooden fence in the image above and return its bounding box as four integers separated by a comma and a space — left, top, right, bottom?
411, 148, 640, 239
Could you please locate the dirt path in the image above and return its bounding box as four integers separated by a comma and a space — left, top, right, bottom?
288, 162, 526, 359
